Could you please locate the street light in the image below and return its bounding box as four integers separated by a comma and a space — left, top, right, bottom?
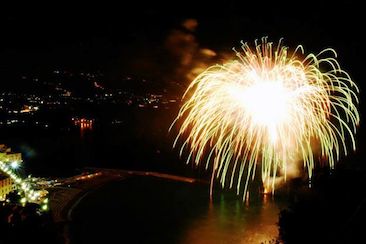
10, 161, 20, 169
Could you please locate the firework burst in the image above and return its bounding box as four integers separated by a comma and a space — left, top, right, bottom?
171, 37, 360, 200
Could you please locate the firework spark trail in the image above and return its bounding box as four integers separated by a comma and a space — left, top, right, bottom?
171, 37, 359, 200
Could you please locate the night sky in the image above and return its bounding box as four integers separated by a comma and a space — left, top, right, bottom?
0, 1, 364, 90
1, 2, 366, 242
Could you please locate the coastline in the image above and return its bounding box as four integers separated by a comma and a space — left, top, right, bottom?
48, 168, 209, 243
57, 169, 282, 244
49, 171, 126, 243
64, 168, 209, 220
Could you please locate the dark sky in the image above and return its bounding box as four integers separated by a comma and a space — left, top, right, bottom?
1, 1, 365, 162
0, 1, 364, 86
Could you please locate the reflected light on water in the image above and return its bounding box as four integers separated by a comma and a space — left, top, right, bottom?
181, 194, 281, 244
72, 117, 94, 137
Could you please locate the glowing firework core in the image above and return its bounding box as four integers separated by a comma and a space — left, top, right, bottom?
172, 38, 359, 200
235, 81, 290, 143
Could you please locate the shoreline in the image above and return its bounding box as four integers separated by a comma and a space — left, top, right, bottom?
48, 168, 209, 243
65, 168, 209, 219
56, 168, 282, 244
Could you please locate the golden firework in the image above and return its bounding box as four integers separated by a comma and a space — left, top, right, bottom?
171, 37, 359, 200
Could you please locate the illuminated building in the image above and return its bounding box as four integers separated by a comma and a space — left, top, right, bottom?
0, 144, 48, 210
0, 175, 13, 200
0, 145, 21, 200
0, 144, 23, 166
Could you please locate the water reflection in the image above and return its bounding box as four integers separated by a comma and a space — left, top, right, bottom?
72, 117, 94, 137
70, 177, 286, 244
182, 193, 281, 244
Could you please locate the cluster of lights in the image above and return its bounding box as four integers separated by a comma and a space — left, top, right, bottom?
0, 160, 48, 211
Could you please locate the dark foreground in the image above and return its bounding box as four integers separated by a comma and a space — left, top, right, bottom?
68, 175, 284, 244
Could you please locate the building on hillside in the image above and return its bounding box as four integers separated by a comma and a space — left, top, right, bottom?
0, 144, 22, 200
0, 174, 13, 200
0, 144, 22, 166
